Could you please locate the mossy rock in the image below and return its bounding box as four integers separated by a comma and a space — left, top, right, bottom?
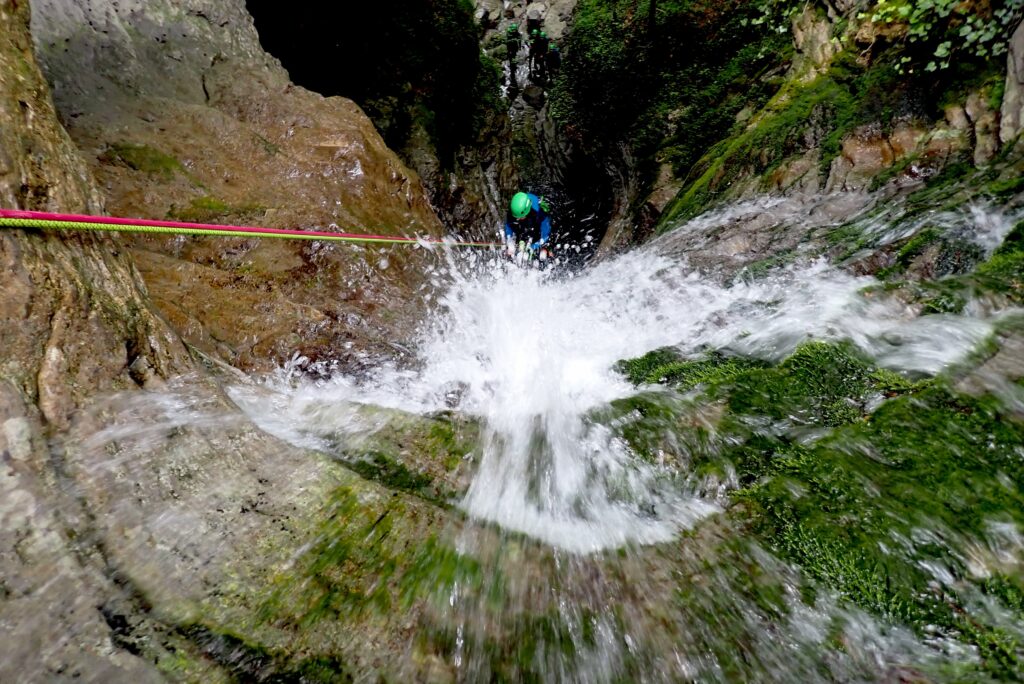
319, 406, 479, 504
167, 195, 266, 224
617, 336, 1024, 678
100, 142, 184, 180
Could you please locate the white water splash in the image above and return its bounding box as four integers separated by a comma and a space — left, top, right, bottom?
233, 201, 1015, 553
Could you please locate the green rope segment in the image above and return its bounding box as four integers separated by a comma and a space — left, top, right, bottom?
0, 217, 497, 248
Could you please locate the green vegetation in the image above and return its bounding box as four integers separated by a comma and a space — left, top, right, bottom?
345, 452, 435, 499
662, 36, 1003, 224
179, 623, 352, 683
554, 0, 1012, 228
873, 227, 984, 281
975, 220, 1024, 301
166, 195, 265, 223
615, 336, 1024, 678
618, 347, 767, 390
866, 0, 1023, 73
324, 411, 476, 503
100, 142, 184, 179
739, 384, 1024, 679
416, 606, 608, 682
551, 0, 791, 197
258, 489, 479, 631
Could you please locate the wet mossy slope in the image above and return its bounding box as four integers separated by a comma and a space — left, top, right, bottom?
615, 318, 1024, 678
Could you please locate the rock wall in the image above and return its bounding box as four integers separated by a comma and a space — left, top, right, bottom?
548, 1, 1022, 251
1, 6, 481, 681
651, 6, 1024, 232
0, 0, 193, 429
31, 0, 450, 371
1001, 18, 1024, 147
0, 1, 195, 680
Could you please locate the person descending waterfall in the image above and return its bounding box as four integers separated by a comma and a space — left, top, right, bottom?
504, 191, 553, 263
534, 31, 551, 80
506, 23, 522, 58
505, 23, 522, 86
546, 42, 561, 79
529, 30, 550, 81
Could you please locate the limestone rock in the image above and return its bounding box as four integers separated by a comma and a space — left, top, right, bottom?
826, 125, 894, 191
645, 163, 684, 214
768, 150, 820, 195
1000, 18, 1024, 145
966, 91, 1000, 166
792, 6, 838, 80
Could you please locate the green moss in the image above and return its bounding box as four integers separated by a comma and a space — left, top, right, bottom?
257, 485, 479, 637
735, 382, 1024, 677
734, 252, 796, 282
100, 142, 184, 179
606, 339, 1020, 677
326, 411, 476, 502
345, 451, 434, 498
397, 536, 484, 609
663, 74, 854, 223
617, 348, 769, 395
425, 416, 475, 470
417, 607, 605, 683
865, 278, 971, 316
993, 221, 1024, 258
616, 347, 683, 385
721, 341, 879, 428
975, 251, 1024, 301
602, 392, 687, 465
167, 196, 266, 223
985, 175, 1024, 199
969, 220, 1024, 302
179, 623, 352, 682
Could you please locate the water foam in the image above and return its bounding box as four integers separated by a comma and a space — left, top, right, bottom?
233, 203, 1012, 553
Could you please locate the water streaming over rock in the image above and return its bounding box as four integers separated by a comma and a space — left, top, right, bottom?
235, 198, 1011, 548
218, 195, 1024, 680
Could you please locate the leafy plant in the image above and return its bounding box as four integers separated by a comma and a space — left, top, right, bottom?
864, 0, 1024, 72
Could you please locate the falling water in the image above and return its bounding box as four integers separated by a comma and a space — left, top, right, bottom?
223, 195, 1022, 681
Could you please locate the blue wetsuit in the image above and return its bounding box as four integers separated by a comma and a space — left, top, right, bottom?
504, 193, 552, 251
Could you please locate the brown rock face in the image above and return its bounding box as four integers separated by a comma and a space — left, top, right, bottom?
1, 8, 474, 682
0, 2, 195, 681
31, 0, 450, 371
0, 0, 193, 427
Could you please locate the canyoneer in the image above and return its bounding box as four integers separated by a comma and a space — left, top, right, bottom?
532, 29, 548, 77
504, 191, 553, 264
546, 42, 561, 79
505, 23, 522, 86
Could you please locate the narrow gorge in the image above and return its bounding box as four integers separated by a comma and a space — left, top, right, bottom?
1, 1, 1024, 682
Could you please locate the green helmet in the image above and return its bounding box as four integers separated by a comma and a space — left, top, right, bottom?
531, 29, 539, 36
510, 192, 532, 219
540, 31, 547, 37
508, 23, 518, 31
549, 43, 558, 51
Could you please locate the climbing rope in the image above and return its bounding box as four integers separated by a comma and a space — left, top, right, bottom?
0, 209, 500, 248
